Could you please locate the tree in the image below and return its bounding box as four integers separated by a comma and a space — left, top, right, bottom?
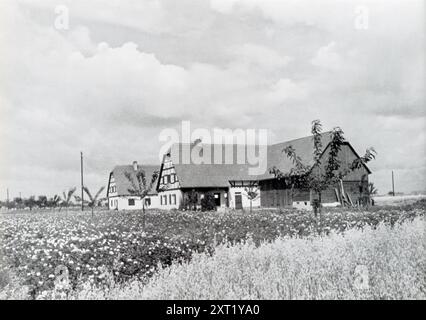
83, 186, 106, 217
367, 182, 378, 196
365, 182, 378, 206
48, 195, 61, 210
60, 187, 76, 212
270, 120, 376, 231
13, 197, 24, 209
124, 170, 159, 231
181, 189, 198, 210
24, 196, 37, 211
73, 195, 82, 207
200, 193, 216, 211
37, 196, 48, 209
244, 183, 259, 213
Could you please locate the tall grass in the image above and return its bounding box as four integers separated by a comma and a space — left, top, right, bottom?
70, 217, 425, 300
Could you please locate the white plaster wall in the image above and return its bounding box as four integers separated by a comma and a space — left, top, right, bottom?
108, 195, 161, 210
229, 187, 261, 209
158, 190, 183, 209
292, 200, 312, 211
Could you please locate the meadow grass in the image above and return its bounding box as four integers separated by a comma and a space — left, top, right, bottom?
1, 201, 424, 300
69, 217, 425, 300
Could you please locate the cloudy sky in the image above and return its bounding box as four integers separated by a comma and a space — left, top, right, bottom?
0, 0, 424, 198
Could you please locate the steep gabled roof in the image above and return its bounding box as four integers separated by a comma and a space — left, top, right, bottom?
110, 164, 159, 196
169, 144, 253, 188
164, 131, 370, 188
256, 131, 334, 180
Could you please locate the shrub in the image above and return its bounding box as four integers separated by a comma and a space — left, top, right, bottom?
200, 194, 216, 211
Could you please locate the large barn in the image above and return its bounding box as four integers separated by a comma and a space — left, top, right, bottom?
156, 132, 371, 210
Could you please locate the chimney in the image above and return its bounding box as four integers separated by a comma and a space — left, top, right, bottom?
132, 161, 138, 171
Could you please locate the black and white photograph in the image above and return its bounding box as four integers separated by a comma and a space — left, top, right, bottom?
0, 0, 424, 304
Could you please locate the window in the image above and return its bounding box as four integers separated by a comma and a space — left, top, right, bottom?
162, 195, 168, 205
171, 194, 176, 205
110, 200, 113, 207
170, 174, 175, 183
128, 199, 135, 206
145, 198, 151, 206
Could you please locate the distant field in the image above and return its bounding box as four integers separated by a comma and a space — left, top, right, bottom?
0, 200, 425, 299
373, 194, 426, 206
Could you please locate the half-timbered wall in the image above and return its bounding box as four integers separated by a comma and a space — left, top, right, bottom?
158, 156, 183, 209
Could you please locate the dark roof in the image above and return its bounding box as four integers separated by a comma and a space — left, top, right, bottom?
256, 131, 334, 180
110, 164, 159, 196
167, 131, 370, 187
169, 143, 256, 188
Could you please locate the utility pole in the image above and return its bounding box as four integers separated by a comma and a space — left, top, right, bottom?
81, 151, 84, 211
392, 170, 395, 196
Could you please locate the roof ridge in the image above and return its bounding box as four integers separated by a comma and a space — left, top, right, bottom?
170, 131, 334, 149
114, 164, 159, 167
270, 131, 333, 147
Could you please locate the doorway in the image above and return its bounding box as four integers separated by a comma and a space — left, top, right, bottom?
235, 193, 243, 209
214, 193, 221, 207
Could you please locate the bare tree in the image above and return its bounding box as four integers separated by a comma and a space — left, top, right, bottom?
48, 195, 61, 210
124, 170, 159, 231
82, 186, 106, 217
60, 187, 76, 212
244, 183, 259, 213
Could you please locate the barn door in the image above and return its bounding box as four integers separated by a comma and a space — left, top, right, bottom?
235, 193, 243, 209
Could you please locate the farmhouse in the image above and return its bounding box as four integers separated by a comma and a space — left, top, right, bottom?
156, 132, 371, 210
107, 161, 160, 210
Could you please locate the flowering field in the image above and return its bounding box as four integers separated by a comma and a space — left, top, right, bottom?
0, 200, 425, 299
73, 217, 425, 300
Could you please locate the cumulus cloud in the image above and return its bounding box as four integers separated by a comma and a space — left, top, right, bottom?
311, 42, 343, 70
